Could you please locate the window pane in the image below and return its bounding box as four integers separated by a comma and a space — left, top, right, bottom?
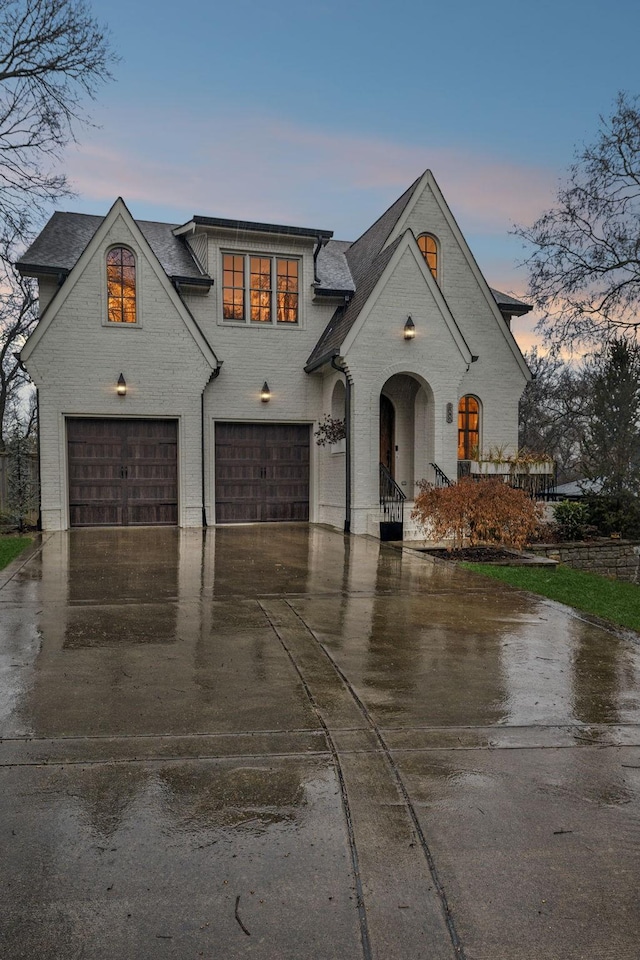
276, 260, 299, 322
223, 253, 246, 321
417, 235, 438, 280
250, 257, 271, 321
458, 395, 480, 459
107, 247, 136, 323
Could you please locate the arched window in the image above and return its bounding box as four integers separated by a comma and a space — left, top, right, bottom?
107, 247, 136, 323
417, 234, 438, 280
458, 395, 480, 459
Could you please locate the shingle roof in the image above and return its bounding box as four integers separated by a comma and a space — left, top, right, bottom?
18, 211, 207, 281
346, 175, 422, 284
306, 236, 402, 370
315, 239, 355, 293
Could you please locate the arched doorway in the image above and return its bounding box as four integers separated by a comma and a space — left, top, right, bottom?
379, 394, 395, 477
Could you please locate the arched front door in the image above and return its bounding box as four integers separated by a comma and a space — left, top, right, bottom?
379, 394, 395, 477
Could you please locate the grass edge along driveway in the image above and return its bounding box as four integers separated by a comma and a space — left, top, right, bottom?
462, 562, 640, 634
0, 535, 32, 571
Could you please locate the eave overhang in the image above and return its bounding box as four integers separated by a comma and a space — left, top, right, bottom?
174, 216, 333, 242
304, 348, 340, 374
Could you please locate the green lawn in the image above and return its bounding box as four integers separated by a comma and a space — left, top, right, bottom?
461, 562, 640, 633
0, 535, 32, 571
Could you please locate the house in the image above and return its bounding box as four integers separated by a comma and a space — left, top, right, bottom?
18, 169, 532, 538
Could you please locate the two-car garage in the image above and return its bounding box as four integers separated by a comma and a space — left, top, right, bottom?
66, 418, 310, 527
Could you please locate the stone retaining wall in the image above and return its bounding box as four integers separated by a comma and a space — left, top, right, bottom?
529, 539, 640, 582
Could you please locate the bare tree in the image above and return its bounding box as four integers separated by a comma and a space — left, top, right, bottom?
516, 93, 640, 351
0, 0, 115, 443
519, 349, 590, 483
0, 230, 37, 449
0, 0, 115, 234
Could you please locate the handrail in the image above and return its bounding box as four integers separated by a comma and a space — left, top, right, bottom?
379, 462, 405, 526
430, 462, 452, 487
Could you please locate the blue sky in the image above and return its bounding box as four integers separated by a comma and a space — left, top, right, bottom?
64, 0, 640, 349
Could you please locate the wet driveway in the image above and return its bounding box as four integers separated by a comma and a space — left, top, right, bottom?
1, 525, 640, 959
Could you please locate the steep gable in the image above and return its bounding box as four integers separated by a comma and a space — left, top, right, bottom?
21, 198, 219, 369
384, 171, 530, 379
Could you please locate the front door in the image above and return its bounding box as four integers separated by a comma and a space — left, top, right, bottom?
379, 395, 395, 477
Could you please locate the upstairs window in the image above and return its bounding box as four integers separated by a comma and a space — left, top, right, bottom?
458, 395, 480, 459
107, 247, 136, 323
417, 234, 438, 280
222, 253, 299, 325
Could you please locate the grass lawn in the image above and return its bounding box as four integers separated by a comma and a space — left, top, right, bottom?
461, 562, 640, 633
0, 535, 32, 571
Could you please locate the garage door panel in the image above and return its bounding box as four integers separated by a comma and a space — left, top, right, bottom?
67, 419, 178, 527
215, 423, 309, 523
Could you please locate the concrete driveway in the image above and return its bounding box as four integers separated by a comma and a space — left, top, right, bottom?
1, 525, 640, 959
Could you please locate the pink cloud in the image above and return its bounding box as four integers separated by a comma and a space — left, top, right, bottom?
63, 111, 557, 237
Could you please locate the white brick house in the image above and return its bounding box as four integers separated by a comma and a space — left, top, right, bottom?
18, 169, 532, 538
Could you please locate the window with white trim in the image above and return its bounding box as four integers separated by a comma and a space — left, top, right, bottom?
222, 253, 299, 324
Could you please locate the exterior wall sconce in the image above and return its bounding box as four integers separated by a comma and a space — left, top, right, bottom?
403, 316, 416, 340
260, 381, 271, 403
116, 373, 127, 397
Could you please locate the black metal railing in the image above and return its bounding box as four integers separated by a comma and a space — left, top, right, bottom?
457, 459, 557, 500
379, 462, 406, 525
430, 463, 452, 487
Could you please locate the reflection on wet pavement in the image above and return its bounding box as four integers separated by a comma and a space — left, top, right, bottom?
1, 525, 640, 959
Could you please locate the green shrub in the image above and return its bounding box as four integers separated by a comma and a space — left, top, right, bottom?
552, 500, 590, 540
584, 493, 640, 538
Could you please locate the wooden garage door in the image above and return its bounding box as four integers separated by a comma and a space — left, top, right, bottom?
67, 418, 178, 527
215, 423, 309, 523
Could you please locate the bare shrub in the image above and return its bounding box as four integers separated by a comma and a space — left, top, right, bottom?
412, 477, 542, 550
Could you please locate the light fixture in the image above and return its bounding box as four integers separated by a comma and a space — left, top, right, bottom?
403, 316, 416, 340
260, 381, 271, 403
116, 373, 127, 397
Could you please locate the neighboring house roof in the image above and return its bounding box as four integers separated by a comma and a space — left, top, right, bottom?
490, 288, 532, 316
551, 478, 603, 498
18, 211, 209, 282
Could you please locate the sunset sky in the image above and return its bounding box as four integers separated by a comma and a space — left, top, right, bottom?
63, 0, 640, 351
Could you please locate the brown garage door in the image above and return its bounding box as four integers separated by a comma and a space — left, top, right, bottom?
67, 418, 178, 527
215, 423, 309, 523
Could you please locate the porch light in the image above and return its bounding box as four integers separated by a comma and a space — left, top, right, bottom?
403, 316, 416, 340
260, 381, 271, 403
116, 373, 127, 397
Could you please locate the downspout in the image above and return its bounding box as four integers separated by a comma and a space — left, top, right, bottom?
331, 356, 351, 534
202, 363, 223, 527
36, 388, 41, 530
312, 235, 324, 284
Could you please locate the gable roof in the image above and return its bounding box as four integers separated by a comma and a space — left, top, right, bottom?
345, 175, 423, 286
18, 211, 209, 283
306, 237, 401, 370
21, 198, 219, 369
